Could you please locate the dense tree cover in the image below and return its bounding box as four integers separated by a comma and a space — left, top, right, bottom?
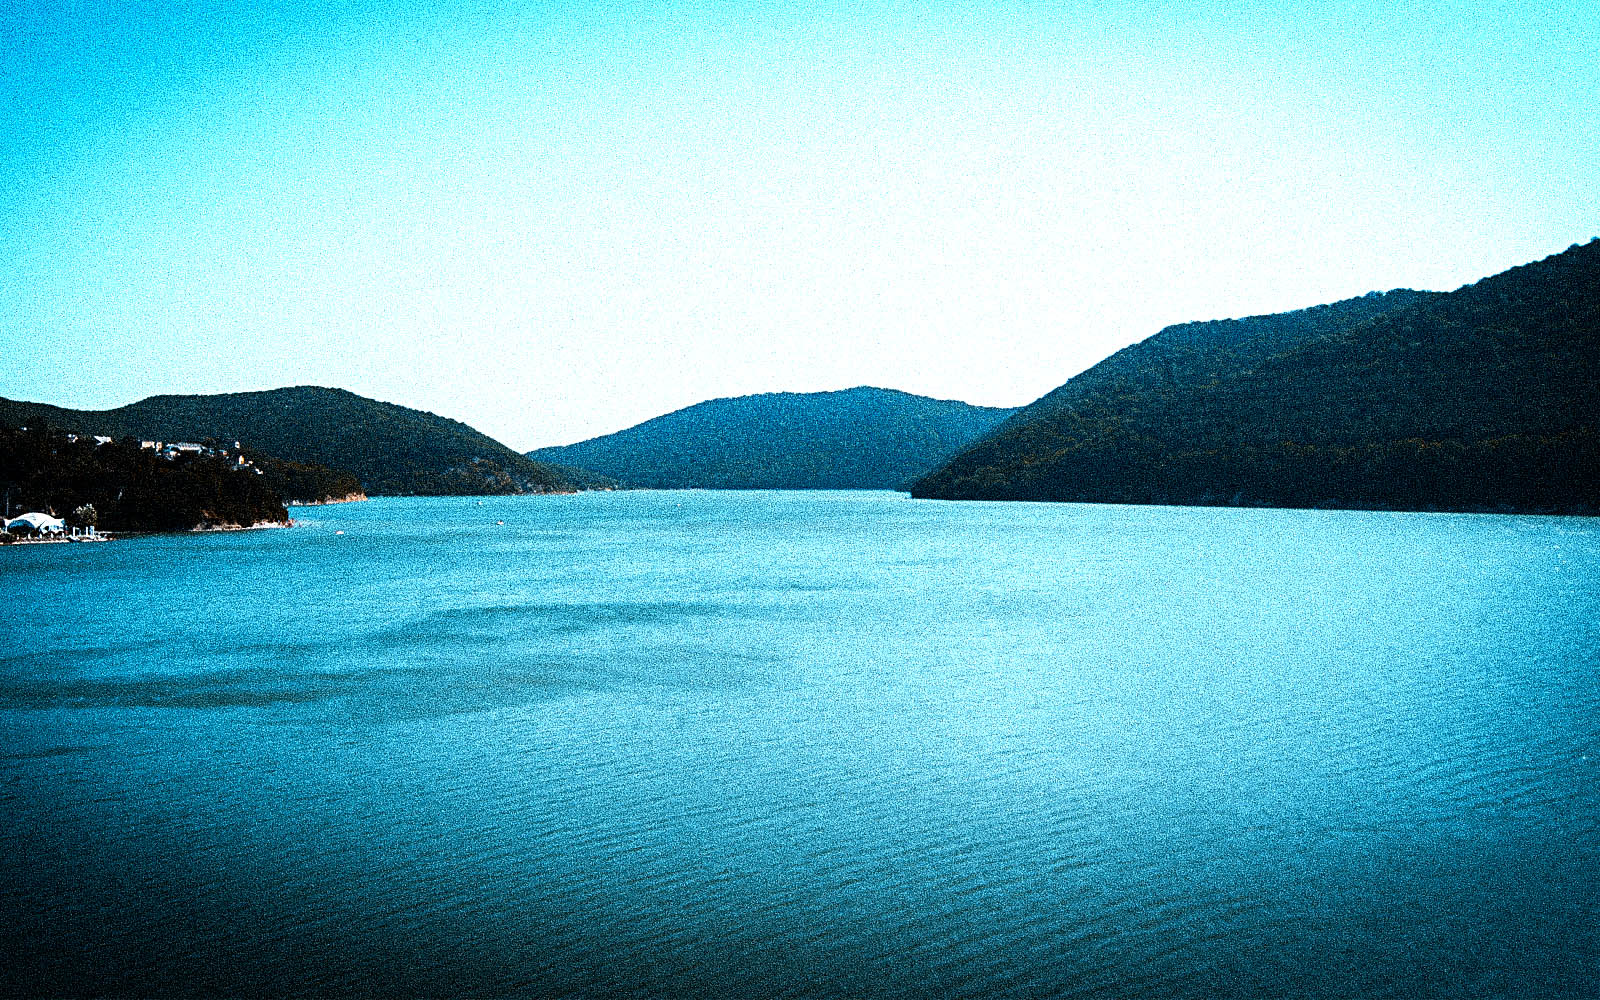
528, 387, 1017, 490
245, 452, 365, 504
913, 240, 1600, 514
0, 426, 288, 531
0, 386, 593, 496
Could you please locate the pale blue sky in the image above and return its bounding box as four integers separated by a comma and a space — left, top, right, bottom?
2, 1, 1595, 449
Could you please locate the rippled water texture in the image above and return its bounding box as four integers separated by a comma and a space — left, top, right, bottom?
3, 492, 1597, 996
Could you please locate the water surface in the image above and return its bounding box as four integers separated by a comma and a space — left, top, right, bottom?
2, 492, 1596, 996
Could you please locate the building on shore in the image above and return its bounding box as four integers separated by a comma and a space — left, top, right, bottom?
4, 512, 65, 535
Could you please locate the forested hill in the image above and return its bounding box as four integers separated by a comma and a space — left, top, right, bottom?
0, 387, 592, 496
984, 287, 1441, 436
1, 426, 289, 532
912, 239, 1599, 514
528, 387, 1018, 490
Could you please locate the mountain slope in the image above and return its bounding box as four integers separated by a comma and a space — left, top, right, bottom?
1, 425, 290, 532
0, 386, 587, 496
529, 387, 1017, 490
912, 240, 1599, 513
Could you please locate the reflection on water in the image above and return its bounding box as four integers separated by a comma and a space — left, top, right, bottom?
2, 492, 1597, 996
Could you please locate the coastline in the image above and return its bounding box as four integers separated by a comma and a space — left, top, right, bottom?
3, 520, 294, 546
0, 533, 113, 545
287, 492, 369, 506
188, 519, 295, 532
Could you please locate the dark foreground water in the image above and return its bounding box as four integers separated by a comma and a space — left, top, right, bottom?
2, 492, 1596, 997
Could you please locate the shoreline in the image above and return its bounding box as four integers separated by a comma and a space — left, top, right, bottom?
3, 519, 293, 546
188, 519, 294, 532
0, 533, 113, 545
287, 492, 368, 506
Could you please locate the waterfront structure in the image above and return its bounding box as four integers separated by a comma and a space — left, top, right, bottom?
4, 512, 65, 535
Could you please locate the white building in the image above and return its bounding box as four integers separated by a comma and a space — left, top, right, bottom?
4, 512, 65, 535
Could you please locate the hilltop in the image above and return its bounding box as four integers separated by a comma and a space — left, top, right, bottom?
529, 387, 1017, 490
912, 240, 1599, 513
0, 386, 596, 496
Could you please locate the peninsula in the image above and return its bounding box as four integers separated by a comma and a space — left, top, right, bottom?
0, 386, 605, 497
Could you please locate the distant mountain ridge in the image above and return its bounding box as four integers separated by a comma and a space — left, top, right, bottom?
529, 387, 1017, 490
912, 240, 1599, 513
0, 386, 596, 496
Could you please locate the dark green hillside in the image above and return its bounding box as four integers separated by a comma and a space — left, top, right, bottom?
988, 288, 1441, 434
1, 426, 287, 532
912, 240, 1599, 513
0, 387, 587, 496
246, 453, 365, 505
528, 387, 1017, 490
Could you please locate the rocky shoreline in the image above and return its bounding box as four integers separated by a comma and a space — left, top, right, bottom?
189, 519, 294, 532
287, 492, 369, 506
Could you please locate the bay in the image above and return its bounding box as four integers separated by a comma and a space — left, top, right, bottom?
2, 492, 1596, 996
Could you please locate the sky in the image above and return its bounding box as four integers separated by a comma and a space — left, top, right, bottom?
2, 1, 1596, 451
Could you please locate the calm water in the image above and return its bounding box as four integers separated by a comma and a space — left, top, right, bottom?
2, 492, 1596, 997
